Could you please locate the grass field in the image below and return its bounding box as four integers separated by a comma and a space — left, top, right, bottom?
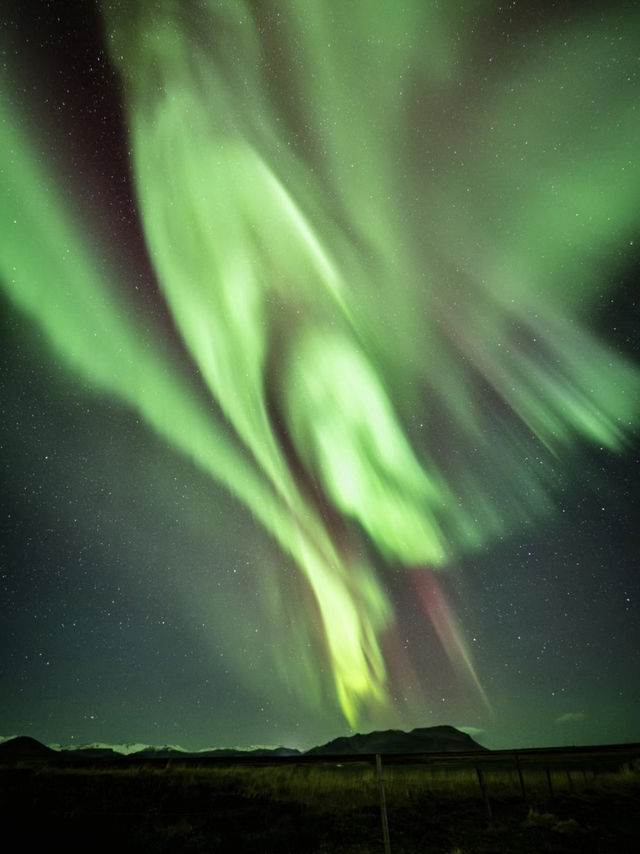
2, 747, 638, 852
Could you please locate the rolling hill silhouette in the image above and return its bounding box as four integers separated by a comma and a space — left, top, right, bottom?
0, 736, 57, 759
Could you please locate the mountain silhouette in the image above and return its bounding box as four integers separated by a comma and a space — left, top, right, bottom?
134, 746, 301, 758
0, 736, 57, 759
307, 725, 486, 756
0, 726, 485, 760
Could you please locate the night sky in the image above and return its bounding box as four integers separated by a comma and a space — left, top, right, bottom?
1, 0, 639, 753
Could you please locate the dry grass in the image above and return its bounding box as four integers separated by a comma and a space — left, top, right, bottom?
38, 753, 640, 808
4, 752, 637, 852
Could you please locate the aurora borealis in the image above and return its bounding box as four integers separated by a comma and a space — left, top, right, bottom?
1, 0, 639, 751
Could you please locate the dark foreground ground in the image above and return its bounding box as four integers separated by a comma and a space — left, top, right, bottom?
1, 746, 638, 853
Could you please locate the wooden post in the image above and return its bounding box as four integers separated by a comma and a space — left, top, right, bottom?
376, 754, 392, 854
514, 751, 526, 801
475, 766, 493, 825
565, 769, 573, 792
546, 767, 554, 798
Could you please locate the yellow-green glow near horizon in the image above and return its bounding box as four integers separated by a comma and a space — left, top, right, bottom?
1, 1, 638, 726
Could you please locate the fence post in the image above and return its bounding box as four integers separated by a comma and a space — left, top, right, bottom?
376, 754, 391, 854
565, 769, 574, 792
513, 751, 526, 801
545, 767, 554, 798
475, 766, 493, 825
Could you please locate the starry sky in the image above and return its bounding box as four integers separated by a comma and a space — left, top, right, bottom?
1, 0, 639, 752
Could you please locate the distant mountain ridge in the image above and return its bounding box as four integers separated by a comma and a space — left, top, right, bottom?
133, 746, 302, 759
307, 725, 486, 756
47, 742, 301, 758
0, 725, 485, 760
0, 737, 302, 760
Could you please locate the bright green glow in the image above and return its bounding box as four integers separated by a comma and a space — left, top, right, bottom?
2, 1, 639, 725
0, 91, 391, 725
285, 328, 451, 564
